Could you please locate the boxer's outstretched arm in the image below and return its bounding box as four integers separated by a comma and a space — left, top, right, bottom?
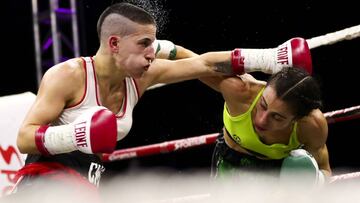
141, 37, 313, 93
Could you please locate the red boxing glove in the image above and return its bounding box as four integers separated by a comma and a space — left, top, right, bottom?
231, 37, 312, 75
287, 38, 312, 75
35, 106, 117, 155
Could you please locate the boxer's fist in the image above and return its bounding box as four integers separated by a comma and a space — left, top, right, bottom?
35, 106, 117, 155
282, 38, 312, 75
231, 37, 312, 75
279, 149, 325, 187
152, 39, 177, 60
71, 106, 117, 154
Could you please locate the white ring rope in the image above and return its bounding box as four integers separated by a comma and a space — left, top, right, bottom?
324, 105, 360, 124
323, 105, 360, 118
307, 24, 360, 49
329, 171, 360, 184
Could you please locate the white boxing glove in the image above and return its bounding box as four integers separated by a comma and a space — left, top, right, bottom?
280, 149, 325, 187
35, 106, 117, 155
231, 37, 312, 75
152, 39, 177, 60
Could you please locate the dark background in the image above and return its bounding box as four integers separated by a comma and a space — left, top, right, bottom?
2, 0, 359, 176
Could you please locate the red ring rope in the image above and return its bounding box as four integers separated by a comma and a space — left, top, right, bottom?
103, 104, 360, 162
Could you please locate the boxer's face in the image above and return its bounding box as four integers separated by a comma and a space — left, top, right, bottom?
113, 23, 156, 78
253, 86, 295, 132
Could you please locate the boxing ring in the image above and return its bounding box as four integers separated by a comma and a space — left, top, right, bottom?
100, 25, 360, 202
0, 25, 358, 202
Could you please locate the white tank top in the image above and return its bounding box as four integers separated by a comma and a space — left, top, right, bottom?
52, 57, 139, 141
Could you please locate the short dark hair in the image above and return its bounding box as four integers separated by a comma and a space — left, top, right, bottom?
267, 67, 322, 119
96, 2, 156, 39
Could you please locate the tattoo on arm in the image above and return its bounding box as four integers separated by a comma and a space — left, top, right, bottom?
213, 61, 234, 75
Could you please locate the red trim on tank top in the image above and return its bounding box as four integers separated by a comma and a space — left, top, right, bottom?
116, 80, 127, 118
66, 57, 87, 109
90, 57, 101, 106
131, 78, 140, 100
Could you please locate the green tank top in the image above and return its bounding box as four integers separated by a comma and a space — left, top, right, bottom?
223, 88, 301, 159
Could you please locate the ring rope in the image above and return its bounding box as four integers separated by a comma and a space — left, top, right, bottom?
324, 105, 360, 124
307, 24, 360, 49
103, 104, 360, 162
102, 133, 218, 162
329, 171, 360, 184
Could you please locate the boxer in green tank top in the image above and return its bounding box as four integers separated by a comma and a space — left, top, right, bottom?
200, 67, 331, 185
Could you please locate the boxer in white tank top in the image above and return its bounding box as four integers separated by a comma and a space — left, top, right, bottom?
53, 56, 139, 141
15, 2, 257, 197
